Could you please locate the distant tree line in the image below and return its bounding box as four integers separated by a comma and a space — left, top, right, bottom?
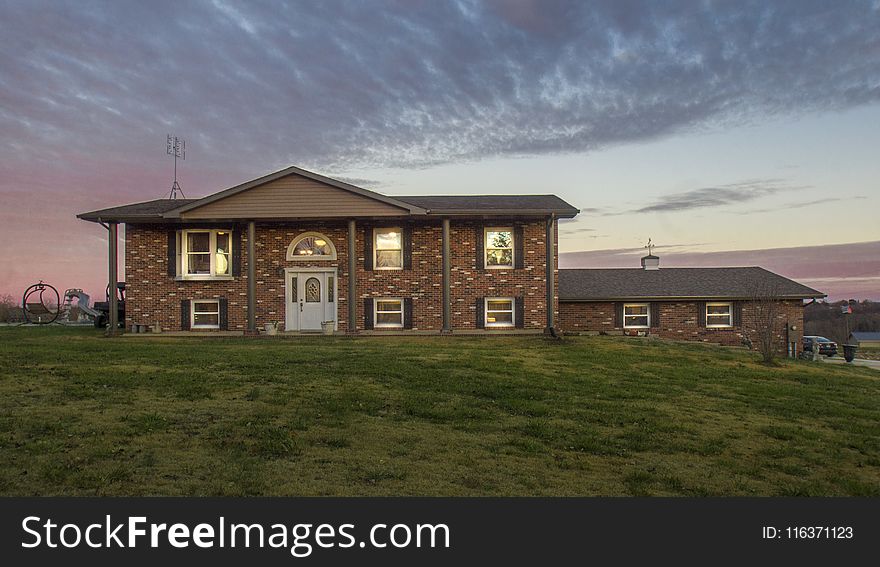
805, 300, 880, 344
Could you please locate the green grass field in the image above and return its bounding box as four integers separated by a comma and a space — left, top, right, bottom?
1, 327, 878, 496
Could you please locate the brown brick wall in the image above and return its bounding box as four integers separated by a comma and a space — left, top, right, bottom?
124, 219, 558, 333
559, 299, 805, 354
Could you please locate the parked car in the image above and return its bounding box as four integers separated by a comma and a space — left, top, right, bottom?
803, 336, 838, 357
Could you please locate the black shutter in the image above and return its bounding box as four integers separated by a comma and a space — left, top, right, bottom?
650, 302, 660, 328
363, 298, 374, 330
614, 302, 623, 328
219, 297, 228, 330
515, 296, 525, 329
403, 297, 413, 329
697, 302, 707, 327
514, 224, 524, 269
180, 299, 191, 330
475, 227, 484, 270
476, 297, 485, 328
733, 301, 743, 327
403, 226, 413, 270
363, 226, 373, 271
232, 228, 242, 277
167, 230, 177, 277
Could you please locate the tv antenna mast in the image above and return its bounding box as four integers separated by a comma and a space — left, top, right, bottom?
166, 134, 186, 199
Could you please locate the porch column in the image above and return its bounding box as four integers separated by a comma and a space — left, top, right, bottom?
247, 220, 256, 334
108, 222, 119, 336
347, 219, 357, 333
545, 214, 556, 335
441, 218, 451, 333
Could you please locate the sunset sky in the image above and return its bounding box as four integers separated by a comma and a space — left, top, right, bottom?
1, 0, 878, 302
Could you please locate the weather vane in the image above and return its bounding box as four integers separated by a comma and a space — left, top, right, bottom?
645, 238, 654, 256
166, 134, 186, 199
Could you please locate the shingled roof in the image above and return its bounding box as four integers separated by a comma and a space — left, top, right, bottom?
394, 195, 579, 217
77, 198, 198, 222
78, 166, 578, 222
559, 267, 825, 301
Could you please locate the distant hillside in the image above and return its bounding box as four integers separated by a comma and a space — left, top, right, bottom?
560, 240, 880, 301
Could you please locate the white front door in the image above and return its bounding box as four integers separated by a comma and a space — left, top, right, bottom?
286, 270, 336, 332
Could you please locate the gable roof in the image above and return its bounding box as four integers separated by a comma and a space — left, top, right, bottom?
78, 166, 578, 223
166, 165, 424, 217
559, 267, 825, 301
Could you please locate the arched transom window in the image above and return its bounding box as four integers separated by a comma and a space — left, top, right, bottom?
286, 232, 337, 261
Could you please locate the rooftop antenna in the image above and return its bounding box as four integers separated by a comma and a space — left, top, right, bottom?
166, 134, 186, 199
644, 237, 655, 256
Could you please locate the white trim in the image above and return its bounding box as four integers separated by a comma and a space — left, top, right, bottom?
374, 297, 404, 329
286, 231, 337, 261
179, 229, 233, 279
623, 303, 650, 329
373, 227, 403, 270
485, 297, 515, 328
484, 227, 514, 269
705, 301, 734, 328
191, 299, 221, 329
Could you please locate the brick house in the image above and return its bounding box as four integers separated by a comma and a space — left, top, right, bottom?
78, 166, 578, 334
558, 254, 825, 355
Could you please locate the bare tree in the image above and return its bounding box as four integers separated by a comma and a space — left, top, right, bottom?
749, 282, 783, 365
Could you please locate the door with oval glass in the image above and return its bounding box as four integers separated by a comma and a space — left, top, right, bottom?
286, 270, 336, 331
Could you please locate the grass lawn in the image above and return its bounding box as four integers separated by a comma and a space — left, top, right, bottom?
1, 327, 878, 496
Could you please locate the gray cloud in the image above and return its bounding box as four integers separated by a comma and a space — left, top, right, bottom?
633, 178, 807, 213
1, 0, 879, 179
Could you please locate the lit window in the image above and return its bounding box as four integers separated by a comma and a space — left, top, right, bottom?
623, 303, 649, 328
181, 230, 233, 278
706, 302, 733, 327
485, 297, 514, 328
375, 299, 403, 328
192, 300, 220, 329
374, 228, 403, 269
287, 232, 336, 260
485, 228, 513, 268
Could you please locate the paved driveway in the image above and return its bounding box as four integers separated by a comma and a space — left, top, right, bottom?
821, 356, 880, 371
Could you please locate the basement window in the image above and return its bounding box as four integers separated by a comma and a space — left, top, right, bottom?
375, 299, 404, 328
191, 300, 220, 329
180, 229, 232, 278
706, 302, 733, 328
623, 303, 650, 328
485, 297, 514, 328
485, 228, 514, 268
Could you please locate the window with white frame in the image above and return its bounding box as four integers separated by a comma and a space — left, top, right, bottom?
485, 228, 514, 268
623, 303, 650, 328
374, 228, 403, 269
375, 298, 404, 328
706, 302, 733, 327
191, 300, 220, 329
485, 297, 514, 327
181, 229, 232, 278
287, 232, 336, 260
